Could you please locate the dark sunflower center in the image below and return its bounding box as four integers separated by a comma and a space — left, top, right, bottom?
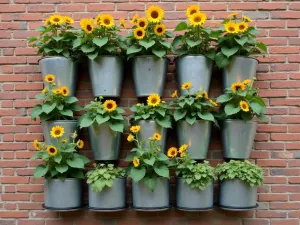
55, 130, 61, 135
107, 103, 113, 109
171, 150, 176, 155
194, 16, 201, 22
151, 98, 157, 104
157, 27, 162, 33
151, 11, 159, 19
104, 19, 110, 25
190, 10, 197, 15
54, 18, 60, 22
236, 85, 241, 90
87, 25, 92, 31
63, 89, 67, 94
49, 148, 55, 153
242, 104, 247, 108
239, 25, 245, 29
229, 26, 235, 31
48, 78, 53, 81
137, 31, 143, 36
139, 21, 145, 27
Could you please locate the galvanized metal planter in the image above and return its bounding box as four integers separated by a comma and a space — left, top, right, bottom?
44, 178, 82, 209
222, 56, 258, 90
132, 178, 170, 210
88, 123, 121, 160
88, 56, 124, 97
221, 119, 258, 159
39, 57, 77, 96
175, 55, 213, 95
88, 178, 126, 210
219, 179, 257, 209
42, 120, 78, 144
176, 120, 212, 159
176, 177, 214, 211
132, 55, 168, 97
134, 120, 167, 152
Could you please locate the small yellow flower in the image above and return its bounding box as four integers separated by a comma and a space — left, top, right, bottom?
242, 15, 252, 22
94, 15, 101, 26
147, 94, 161, 107
146, 5, 164, 23
209, 99, 218, 107
103, 100, 117, 112
180, 152, 186, 158
50, 126, 64, 138
49, 14, 64, 26
153, 132, 161, 141
44, 17, 51, 26
71, 131, 78, 139
197, 91, 208, 99
186, 4, 200, 18
64, 16, 74, 25
130, 125, 141, 133
47, 145, 58, 156
80, 18, 94, 34
42, 87, 48, 94
133, 27, 145, 40
224, 22, 238, 34
243, 79, 252, 86
100, 14, 115, 28
154, 24, 166, 36
127, 134, 134, 142
52, 89, 62, 95
131, 13, 139, 24
181, 82, 192, 91
167, 147, 178, 158
237, 22, 248, 33
33, 140, 41, 151
179, 144, 188, 153
62, 138, 68, 143
133, 157, 140, 167
171, 90, 178, 98
189, 12, 207, 27
60, 86, 69, 97
228, 12, 239, 18
120, 18, 126, 28
137, 18, 148, 29
240, 100, 249, 112
77, 139, 84, 149
231, 82, 245, 92
45, 74, 55, 83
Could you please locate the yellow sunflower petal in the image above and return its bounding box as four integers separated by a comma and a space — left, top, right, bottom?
100, 14, 115, 28
137, 17, 148, 29
167, 147, 178, 158
133, 157, 140, 167
146, 5, 164, 23
189, 12, 207, 27
47, 145, 58, 156
45, 74, 55, 83
186, 4, 200, 17
133, 27, 145, 40
181, 82, 192, 90
224, 22, 238, 34
130, 125, 141, 133
103, 100, 117, 112
147, 94, 161, 107
154, 24, 166, 36
50, 126, 65, 138
240, 100, 249, 112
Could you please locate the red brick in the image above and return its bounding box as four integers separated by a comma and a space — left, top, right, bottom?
0, 211, 28, 218
259, 194, 288, 201
271, 219, 299, 225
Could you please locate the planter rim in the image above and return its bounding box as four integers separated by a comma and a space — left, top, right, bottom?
42, 120, 77, 123
133, 55, 170, 61
46, 178, 81, 181
222, 119, 258, 124
90, 55, 123, 59
221, 178, 258, 187
174, 54, 209, 61
88, 177, 127, 183
39, 56, 71, 62
232, 55, 259, 63
177, 119, 212, 124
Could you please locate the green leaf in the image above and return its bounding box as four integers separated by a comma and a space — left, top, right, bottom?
60, 109, 73, 117
34, 165, 48, 179
152, 49, 166, 58
225, 103, 241, 116
117, 108, 125, 114
144, 176, 158, 191
65, 96, 78, 104
109, 122, 124, 132
81, 44, 96, 53
186, 116, 196, 125
235, 36, 248, 46
154, 165, 169, 178
139, 40, 155, 49
111, 113, 124, 120
93, 37, 108, 47
73, 38, 82, 49
80, 117, 94, 128
156, 116, 172, 128
156, 108, 165, 117
174, 109, 187, 121
215, 52, 230, 68
221, 46, 239, 58
42, 102, 56, 114
256, 42, 267, 52
54, 154, 62, 163
204, 51, 216, 60
62, 50, 70, 58
174, 21, 188, 31
55, 164, 68, 173
257, 114, 268, 121
127, 45, 142, 55
31, 105, 43, 119
54, 48, 63, 53
157, 153, 169, 161
186, 38, 201, 48
35, 93, 45, 100
67, 157, 84, 169
159, 40, 171, 49
130, 167, 146, 182
250, 102, 263, 114
52, 36, 64, 41
88, 52, 98, 60
172, 36, 183, 47
216, 94, 232, 103
197, 112, 214, 122
95, 114, 110, 125
144, 157, 155, 166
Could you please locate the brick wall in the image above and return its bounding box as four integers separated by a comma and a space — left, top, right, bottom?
1, 0, 300, 225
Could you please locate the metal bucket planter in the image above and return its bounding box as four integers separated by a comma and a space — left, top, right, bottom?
222, 56, 258, 90
176, 177, 214, 211
88, 178, 126, 211
42, 120, 78, 144
175, 55, 213, 95
88, 56, 124, 97
132, 55, 168, 97
134, 120, 167, 152
39, 57, 77, 96
132, 178, 169, 211
219, 179, 257, 210
44, 178, 82, 210
176, 120, 212, 160
221, 119, 258, 159
88, 123, 121, 160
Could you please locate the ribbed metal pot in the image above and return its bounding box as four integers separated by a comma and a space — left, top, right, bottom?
176, 55, 213, 95
219, 179, 257, 208
88, 178, 126, 209
176, 120, 212, 160
88, 123, 121, 160
134, 120, 167, 152
132, 178, 169, 210
132, 55, 168, 97
42, 120, 78, 144
176, 177, 214, 210
44, 178, 82, 209
222, 56, 258, 90
221, 119, 258, 159
88, 56, 124, 97
39, 57, 77, 96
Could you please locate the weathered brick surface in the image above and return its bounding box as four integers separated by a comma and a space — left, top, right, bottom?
0, 1, 299, 224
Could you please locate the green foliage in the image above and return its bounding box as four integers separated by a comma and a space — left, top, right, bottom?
79, 97, 126, 132
31, 82, 81, 122
215, 160, 264, 187
216, 79, 267, 121
86, 164, 125, 192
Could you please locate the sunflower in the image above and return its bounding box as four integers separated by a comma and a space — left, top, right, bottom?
64, 16, 74, 25
71, 131, 78, 139
133, 27, 145, 40
47, 145, 58, 156
224, 22, 238, 34
127, 134, 134, 142
242, 15, 252, 22
167, 147, 178, 158
189, 12, 207, 27
130, 125, 141, 133
94, 15, 101, 26
131, 13, 139, 24
146, 5, 164, 23
147, 94, 161, 107
103, 100, 117, 112
240, 100, 249, 112
52, 89, 62, 95
171, 90, 178, 98
243, 79, 252, 86
181, 82, 192, 90
133, 157, 140, 167
179, 144, 187, 153
44, 17, 51, 26
154, 24, 166, 36
100, 14, 115, 28
209, 99, 218, 107
237, 22, 248, 33
231, 82, 245, 92
49, 14, 64, 26
180, 152, 186, 158
45, 74, 55, 83
77, 139, 84, 149
60, 86, 69, 96
33, 140, 41, 151
228, 12, 239, 18
80, 18, 94, 34
137, 18, 148, 29
186, 5, 200, 17
42, 87, 48, 94
153, 132, 161, 141
50, 126, 65, 138
62, 138, 68, 143
197, 91, 208, 99
120, 18, 126, 28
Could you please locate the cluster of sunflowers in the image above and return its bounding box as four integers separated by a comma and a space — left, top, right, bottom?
43, 74, 70, 97
230, 79, 252, 112
44, 14, 74, 26
224, 13, 251, 34
185, 5, 207, 27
